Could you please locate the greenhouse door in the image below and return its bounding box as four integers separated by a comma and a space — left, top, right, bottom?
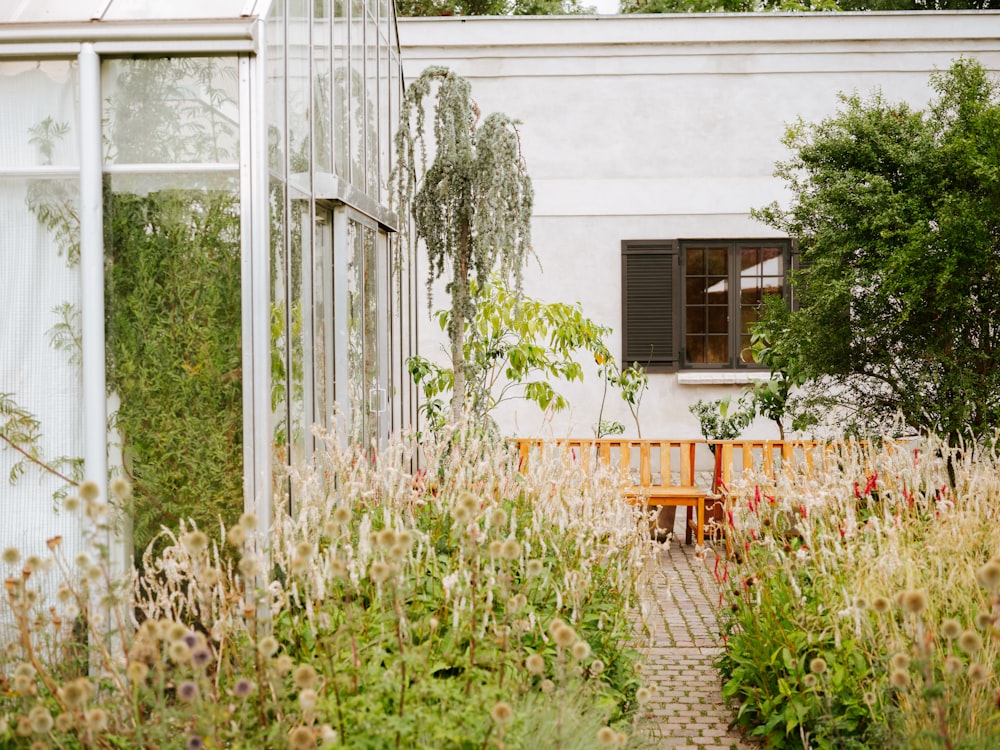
334, 208, 388, 450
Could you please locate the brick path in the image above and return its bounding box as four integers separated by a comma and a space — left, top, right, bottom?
632, 518, 754, 749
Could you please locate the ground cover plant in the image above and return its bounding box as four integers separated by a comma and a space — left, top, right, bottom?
0, 429, 656, 749
717, 436, 1000, 749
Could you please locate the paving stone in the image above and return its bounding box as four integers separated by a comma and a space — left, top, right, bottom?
631, 516, 756, 749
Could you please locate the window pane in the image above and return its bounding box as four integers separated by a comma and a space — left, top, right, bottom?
706, 247, 728, 276
685, 335, 705, 365
314, 0, 333, 174
104, 175, 243, 551
707, 336, 728, 364
687, 307, 706, 334
103, 57, 239, 164
707, 305, 728, 333
740, 245, 760, 271
1, 61, 78, 168
686, 247, 704, 274
686, 276, 707, 306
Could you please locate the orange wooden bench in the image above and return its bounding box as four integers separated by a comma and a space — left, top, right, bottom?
512, 438, 710, 547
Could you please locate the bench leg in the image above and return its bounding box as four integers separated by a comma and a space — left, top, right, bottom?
697, 498, 704, 549
685, 505, 693, 545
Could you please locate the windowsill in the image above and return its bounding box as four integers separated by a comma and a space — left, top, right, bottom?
677, 371, 771, 385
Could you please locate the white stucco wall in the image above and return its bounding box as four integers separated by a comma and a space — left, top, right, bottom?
397, 12, 1000, 441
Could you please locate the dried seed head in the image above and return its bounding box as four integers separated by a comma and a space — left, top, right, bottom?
525, 654, 545, 675
110, 476, 132, 500
590, 659, 606, 676
258, 636, 279, 657
488, 540, 503, 557
62, 496, 81, 513
571, 640, 592, 660
2, 548, 20, 565
28, 706, 53, 734
177, 681, 199, 702
901, 590, 928, 615
635, 686, 652, 705
941, 618, 963, 640
331, 507, 351, 526
889, 670, 910, 688
526, 559, 545, 577
375, 529, 396, 549
168, 641, 192, 664
969, 663, 989, 683
299, 688, 318, 711
127, 661, 149, 684
872, 596, 891, 614
976, 561, 1000, 592
293, 665, 319, 690
227, 525, 247, 548
490, 701, 513, 725
182, 531, 209, 554
79, 481, 100, 502
553, 624, 577, 649
233, 678, 255, 698
596, 727, 617, 746
369, 561, 390, 583
958, 630, 983, 655
500, 538, 521, 561
275, 654, 294, 675
890, 653, 910, 671
288, 726, 315, 750
853, 596, 868, 611
944, 656, 964, 675
490, 508, 508, 528
802, 673, 818, 688
83, 708, 108, 733
540, 678, 555, 693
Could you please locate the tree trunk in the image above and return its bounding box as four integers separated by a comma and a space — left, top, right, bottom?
450, 231, 470, 424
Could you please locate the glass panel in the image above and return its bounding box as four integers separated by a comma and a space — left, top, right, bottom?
289, 198, 311, 470
288, 6, 311, 179
707, 306, 728, 334
685, 277, 706, 306
347, 220, 365, 443
685, 247, 704, 274
706, 275, 727, 299
349, 7, 366, 187
686, 307, 706, 334
741, 287, 763, 305
270, 178, 289, 494
0, 177, 85, 586
365, 9, 379, 197
333, 0, 350, 179
707, 336, 728, 364
267, 0, 287, 174
314, 212, 334, 430
379, 32, 391, 202
2, 0, 105, 23
0, 61, 79, 168
740, 245, 760, 271
685, 335, 705, 365
706, 247, 728, 276
314, 0, 333, 174
346, 218, 380, 446
104, 174, 242, 553
103, 57, 239, 165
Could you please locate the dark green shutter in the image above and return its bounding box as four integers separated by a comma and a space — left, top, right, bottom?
621, 241, 679, 371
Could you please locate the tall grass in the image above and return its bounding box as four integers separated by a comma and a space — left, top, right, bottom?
718, 435, 1000, 750
0, 428, 656, 749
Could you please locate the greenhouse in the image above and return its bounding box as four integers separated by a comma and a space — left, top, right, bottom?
0, 0, 416, 566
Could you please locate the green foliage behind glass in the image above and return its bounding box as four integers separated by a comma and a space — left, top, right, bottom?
105, 188, 243, 553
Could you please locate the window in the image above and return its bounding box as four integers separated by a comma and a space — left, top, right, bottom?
621, 239, 791, 371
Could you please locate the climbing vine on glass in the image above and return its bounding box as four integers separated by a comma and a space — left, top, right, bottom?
393, 66, 534, 424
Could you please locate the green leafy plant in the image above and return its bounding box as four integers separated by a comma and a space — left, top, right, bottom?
689, 395, 755, 450
408, 279, 612, 433
0, 429, 657, 749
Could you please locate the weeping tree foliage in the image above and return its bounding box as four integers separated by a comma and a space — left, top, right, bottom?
394, 66, 534, 423
753, 58, 1000, 442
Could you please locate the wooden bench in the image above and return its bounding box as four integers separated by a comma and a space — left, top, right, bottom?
708, 439, 824, 493
512, 438, 710, 547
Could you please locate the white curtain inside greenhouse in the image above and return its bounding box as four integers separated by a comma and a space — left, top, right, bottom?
0, 61, 86, 589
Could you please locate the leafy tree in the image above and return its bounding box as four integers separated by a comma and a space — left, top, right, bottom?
396, 0, 595, 16
394, 67, 534, 424
407, 279, 612, 432
753, 58, 1000, 441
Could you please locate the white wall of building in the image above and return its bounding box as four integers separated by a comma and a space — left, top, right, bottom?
398, 12, 1000, 440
